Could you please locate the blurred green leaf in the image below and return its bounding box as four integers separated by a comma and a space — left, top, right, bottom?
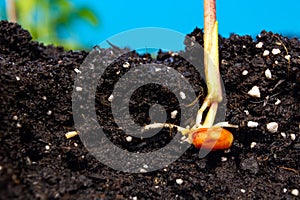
77, 7, 99, 26
10, 0, 100, 50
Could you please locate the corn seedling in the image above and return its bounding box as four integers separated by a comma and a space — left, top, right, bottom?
145, 0, 238, 150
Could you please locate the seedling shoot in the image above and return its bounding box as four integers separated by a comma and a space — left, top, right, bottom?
145, 0, 238, 150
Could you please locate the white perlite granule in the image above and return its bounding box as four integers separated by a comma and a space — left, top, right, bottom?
284, 55, 291, 60
171, 110, 178, 119
250, 142, 257, 148
108, 94, 114, 102
126, 136, 133, 142
176, 179, 183, 185
123, 62, 130, 68
247, 121, 259, 128
255, 42, 263, 48
179, 92, 186, 99
263, 50, 270, 56
266, 122, 278, 133
74, 68, 81, 73
248, 86, 261, 98
221, 157, 227, 162
290, 134, 296, 141
265, 69, 272, 79
275, 99, 281, 105
272, 48, 281, 55
280, 132, 287, 138
291, 189, 299, 196
76, 87, 83, 92
242, 70, 248, 75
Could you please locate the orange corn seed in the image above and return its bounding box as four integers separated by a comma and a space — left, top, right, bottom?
191, 126, 233, 150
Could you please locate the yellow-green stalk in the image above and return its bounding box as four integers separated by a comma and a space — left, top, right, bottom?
195, 0, 222, 127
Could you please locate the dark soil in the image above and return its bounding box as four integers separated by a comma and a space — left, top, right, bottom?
0, 20, 299, 199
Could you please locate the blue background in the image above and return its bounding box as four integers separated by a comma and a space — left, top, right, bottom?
75, 0, 300, 48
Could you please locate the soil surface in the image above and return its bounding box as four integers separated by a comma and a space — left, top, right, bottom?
0, 20, 299, 199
